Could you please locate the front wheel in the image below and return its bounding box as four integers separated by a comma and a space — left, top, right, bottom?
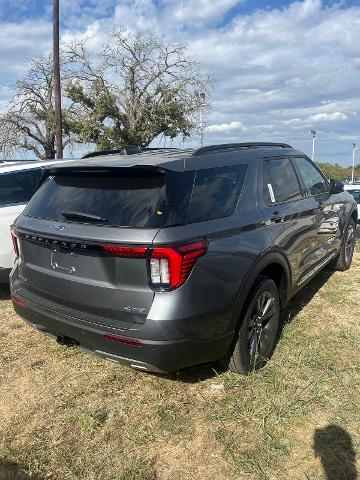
332, 218, 356, 272
221, 276, 280, 374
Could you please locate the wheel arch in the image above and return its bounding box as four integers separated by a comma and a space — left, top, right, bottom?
229, 250, 291, 331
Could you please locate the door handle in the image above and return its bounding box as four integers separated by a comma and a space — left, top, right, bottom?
314, 202, 324, 213
270, 211, 284, 223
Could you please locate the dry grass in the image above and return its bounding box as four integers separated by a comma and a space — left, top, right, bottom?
0, 249, 359, 479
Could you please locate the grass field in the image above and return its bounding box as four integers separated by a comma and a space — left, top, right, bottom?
0, 249, 359, 480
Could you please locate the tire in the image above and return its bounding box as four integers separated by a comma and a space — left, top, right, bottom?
221, 276, 280, 375
332, 218, 356, 272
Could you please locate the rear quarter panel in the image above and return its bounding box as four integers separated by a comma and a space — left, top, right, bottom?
149, 161, 273, 340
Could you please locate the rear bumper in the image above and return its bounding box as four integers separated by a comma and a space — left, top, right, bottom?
10, 290, 233, 373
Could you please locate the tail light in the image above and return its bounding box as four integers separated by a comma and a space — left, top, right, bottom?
149, 240, 207, 290
12, 296, 25, 308
101, 246, 147, 258
103, 333, 143, 347
101, 239, 207, 291
10, 228, 19, 257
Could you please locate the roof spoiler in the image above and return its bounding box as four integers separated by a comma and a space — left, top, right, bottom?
82, 145, 142, 159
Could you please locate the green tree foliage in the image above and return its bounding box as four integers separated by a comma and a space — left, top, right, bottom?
65, 28, 211, 150
0, 29, 211, 159
316, 162, 360, 180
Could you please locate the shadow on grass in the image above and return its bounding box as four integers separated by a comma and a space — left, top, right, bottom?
313, 425, 358, 480
278, 267, 334, 338
170, 267, 335, 384
0, 284, 10, 301
0, 460, 42, 480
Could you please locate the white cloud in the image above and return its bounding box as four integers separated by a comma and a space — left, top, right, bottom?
207, 121, 244, 132
169, 0, 241, 25
0, 19, 52, 98
1, 0, 360, 164
306, 112, 349, 123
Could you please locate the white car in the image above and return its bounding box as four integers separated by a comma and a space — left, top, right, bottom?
344, 183, 360, 221
0, 159, 63, 283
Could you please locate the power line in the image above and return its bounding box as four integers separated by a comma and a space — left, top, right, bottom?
0, 0, 27, 35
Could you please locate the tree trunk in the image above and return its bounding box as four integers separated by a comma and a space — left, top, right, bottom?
44, 143, 56, 159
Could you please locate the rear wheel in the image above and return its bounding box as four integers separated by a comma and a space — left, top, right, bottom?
332, 218, 356, 272
222, 277, 280, 374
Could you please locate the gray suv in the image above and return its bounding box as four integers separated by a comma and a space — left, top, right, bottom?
10, 143, 358, 374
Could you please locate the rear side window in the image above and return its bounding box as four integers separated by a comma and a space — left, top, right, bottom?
24, 170, 181, 228
348, 189, 360, 203
167, 164, 248, 225
264, 158, 302, 204
0, 169, 42, 207
293, 157, 328, 196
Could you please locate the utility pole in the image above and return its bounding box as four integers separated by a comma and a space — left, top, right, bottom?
53, 0, 63, 159
311, 130, 316, 161
195, 91, 206, 147
352, 143, 358, 183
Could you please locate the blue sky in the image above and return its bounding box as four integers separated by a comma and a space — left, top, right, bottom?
1, 0, 360, 165
0, 0, 354, 23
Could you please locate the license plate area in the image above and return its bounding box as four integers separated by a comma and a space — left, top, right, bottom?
50, 249, 77, 275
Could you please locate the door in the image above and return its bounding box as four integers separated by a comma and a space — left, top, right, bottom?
292, 156, 342, 262
260, 156, 327, 286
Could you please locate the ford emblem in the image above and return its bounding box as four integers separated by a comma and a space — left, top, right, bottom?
51, 224, 65, 232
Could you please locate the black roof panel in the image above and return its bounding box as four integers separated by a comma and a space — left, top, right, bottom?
41, 144, 302, 174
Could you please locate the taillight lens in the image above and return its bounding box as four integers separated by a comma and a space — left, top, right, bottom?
12, 296, 25, 308
100, 239, 207, 291
10, 228, 19, 257
103, 333, 143, 347
149, 240, 207, 290
101, 246, 147, 258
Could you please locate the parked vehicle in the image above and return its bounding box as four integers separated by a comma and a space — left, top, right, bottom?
10, 144, 358, 374
344, 183, 360, 221
0, 159, 62, 283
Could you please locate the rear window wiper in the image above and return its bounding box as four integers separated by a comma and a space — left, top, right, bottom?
61, 211, 108, 222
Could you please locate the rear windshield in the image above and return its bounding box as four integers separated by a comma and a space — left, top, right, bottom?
24, 170, 181, 228
0, 169, 42, 207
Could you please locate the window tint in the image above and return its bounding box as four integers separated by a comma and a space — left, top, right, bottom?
167, 164, 248, 225
348, 190, 360, 203
294, 157, 328, 196
188, 165, 247, 223
24, 170, 181, 228
0, 169, 42, 207
264, 158, 302, 203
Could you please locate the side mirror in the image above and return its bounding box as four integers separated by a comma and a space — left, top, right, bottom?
330, 179, 344, 194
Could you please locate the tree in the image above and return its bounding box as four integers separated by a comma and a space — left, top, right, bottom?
65, 28, 212, 149
316, 162, 360, 180
0, 54, 74, 159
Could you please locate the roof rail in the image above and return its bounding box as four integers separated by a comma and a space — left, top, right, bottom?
82, 145, 142, 159
0, 158, 40, 163
193, 142, 292, 156
143, 147, 187, 152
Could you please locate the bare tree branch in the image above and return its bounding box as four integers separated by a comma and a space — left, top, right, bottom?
0, 52, 77, 160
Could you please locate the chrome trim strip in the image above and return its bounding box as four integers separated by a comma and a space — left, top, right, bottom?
297, 252, 337, 286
